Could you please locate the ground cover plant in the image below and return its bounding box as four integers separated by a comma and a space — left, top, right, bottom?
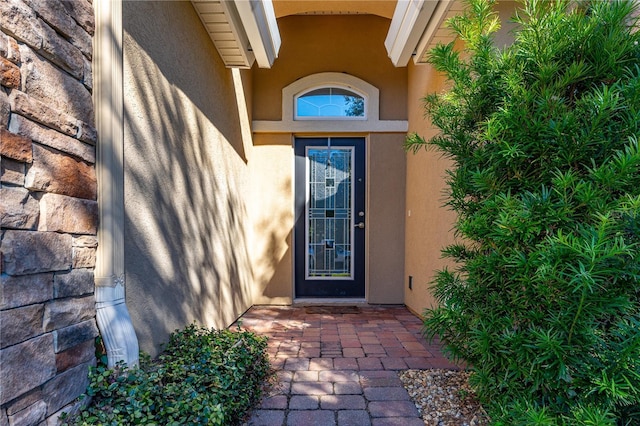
407, 0, 640, 423
63, 324, 270, 425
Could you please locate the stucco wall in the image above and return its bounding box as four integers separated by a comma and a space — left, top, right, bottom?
404, 59, 456, 314
403, 1, 519, 314
122, 1, 254, 356
367, 133, 406, 304
249, 13, 408, 304
248, 133, 294, 305
252, 14, 407, 122
248, 131, 407, 304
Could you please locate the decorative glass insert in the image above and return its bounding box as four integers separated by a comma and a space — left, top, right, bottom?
306, 147, 353, 279
296, 87, 365, 118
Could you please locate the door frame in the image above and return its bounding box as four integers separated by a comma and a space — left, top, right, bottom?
293, 136, 367, 299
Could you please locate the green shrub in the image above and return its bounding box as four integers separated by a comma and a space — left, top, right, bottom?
407, 0, 640, 423
63, 324, 270, 426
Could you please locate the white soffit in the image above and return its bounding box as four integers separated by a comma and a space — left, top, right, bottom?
191, 0, 280, 69
385, 0, 456, 67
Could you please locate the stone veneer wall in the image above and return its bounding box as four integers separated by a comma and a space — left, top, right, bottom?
0, 0, 98, 424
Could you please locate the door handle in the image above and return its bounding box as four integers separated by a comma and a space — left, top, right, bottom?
354, 222, 365, 229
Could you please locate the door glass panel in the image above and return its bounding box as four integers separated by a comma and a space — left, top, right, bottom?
306, 147, 353, 279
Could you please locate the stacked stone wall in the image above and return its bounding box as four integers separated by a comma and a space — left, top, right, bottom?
0, 0, 98, 424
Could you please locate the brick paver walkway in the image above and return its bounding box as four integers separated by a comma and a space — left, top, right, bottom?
238, 305, 457, 426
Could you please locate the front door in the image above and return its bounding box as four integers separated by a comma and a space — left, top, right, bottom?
294, 137, 365, 298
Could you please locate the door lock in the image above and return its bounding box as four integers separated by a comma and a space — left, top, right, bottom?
354, 222, 365, 229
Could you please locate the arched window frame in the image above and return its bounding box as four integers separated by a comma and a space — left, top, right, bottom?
294, 85, 368, 121
284, 73, 379, 123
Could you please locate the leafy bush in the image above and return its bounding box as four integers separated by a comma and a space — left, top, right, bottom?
63, 324, 270, 426
407, 0, 640, 423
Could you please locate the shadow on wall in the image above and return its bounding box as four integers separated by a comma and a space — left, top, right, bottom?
120, 1, 255, 356
252, 180, 293, 302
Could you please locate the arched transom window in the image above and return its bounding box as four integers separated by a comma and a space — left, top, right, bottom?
252, 72, 408, 133
296, 86, 366, 119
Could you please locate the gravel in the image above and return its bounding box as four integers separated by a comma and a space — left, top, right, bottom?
399, 369, 489, 426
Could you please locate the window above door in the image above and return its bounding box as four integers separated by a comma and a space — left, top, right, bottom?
288, 73, 378, 122
252, 72, 408, 133
295, 86, 366, 120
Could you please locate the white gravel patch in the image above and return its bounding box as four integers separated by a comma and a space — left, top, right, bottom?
399, 369, 489, 426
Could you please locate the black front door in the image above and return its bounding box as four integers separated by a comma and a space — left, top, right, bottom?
294, 137, 365, 298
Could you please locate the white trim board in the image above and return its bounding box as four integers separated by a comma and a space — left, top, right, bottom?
252, 120, 408, 134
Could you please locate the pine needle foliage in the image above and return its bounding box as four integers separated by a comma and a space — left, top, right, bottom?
407, 0, 640, 423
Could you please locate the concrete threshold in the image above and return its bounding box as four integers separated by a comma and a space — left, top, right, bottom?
293, 298, 368, 306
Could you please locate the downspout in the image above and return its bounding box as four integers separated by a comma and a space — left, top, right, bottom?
93, 0, 139, 368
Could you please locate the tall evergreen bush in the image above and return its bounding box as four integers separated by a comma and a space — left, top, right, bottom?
407, 0, 640, 423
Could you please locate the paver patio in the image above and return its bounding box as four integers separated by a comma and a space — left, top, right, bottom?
238, 305, 458, 426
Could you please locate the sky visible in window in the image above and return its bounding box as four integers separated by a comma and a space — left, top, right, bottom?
297, 88, 364, 117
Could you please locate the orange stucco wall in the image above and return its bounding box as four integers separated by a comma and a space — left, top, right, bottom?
403, 60, 456, 314
250, 13, 408, 304
273, 1, 396, 19
252, 14, 407, 122
403, 1, 519, 315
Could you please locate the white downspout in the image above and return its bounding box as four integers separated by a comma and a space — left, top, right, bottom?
93, 0, 139, 368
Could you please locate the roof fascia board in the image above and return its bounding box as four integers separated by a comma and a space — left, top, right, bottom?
235, 0, 281, 68
385, 0, 438, 67
413, 0, 454, 64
